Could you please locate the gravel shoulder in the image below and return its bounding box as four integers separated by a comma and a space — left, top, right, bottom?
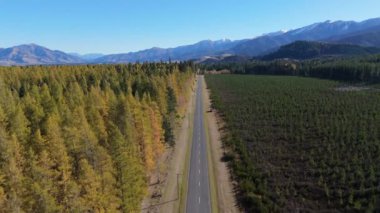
202, 76, 240, 213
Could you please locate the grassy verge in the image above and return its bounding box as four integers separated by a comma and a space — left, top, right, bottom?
202, 76, 218, 213
178, 80, 197, 213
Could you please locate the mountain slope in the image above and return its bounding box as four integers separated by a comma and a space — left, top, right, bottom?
337, 31, 380, 47
231, 18, 380, 57
95, 39, 245, 63
262, 41, 380, 60
0, 44, 84, 65
69, 53, 104, 61
327, 26, 380, 47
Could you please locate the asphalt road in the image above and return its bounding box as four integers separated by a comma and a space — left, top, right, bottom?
186, 75, 211, 213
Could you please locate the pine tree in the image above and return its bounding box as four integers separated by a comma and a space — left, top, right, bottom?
107, 122, 146, 212
8, 105, 31, 144
0, 135, 25, 212
77, 158, 103, 212
25, 149, 62, 212
42, 114, 77, 210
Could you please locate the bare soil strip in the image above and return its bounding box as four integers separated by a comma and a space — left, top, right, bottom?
202, 76, 240, 213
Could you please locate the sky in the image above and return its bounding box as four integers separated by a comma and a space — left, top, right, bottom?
1, 0, 380, 54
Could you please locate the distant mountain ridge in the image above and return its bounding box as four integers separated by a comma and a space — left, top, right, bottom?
94, 39, 245, 63
230, 18, 380, 56
69, 53, 105, 61
327, 26, 380, 47
0, 44, 83, 66
1, 17, 380, 65
261, 41, 380, 60
97, 17, 380, 62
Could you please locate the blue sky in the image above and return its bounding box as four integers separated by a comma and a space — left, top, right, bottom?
1, 0, 379, 54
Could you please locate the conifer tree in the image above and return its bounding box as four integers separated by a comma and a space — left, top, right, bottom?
0, 135, 25, 212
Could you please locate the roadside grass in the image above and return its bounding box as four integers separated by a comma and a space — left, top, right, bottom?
178, 79, 197, 213
158, 77, 196, 213
202, 76, 218, 213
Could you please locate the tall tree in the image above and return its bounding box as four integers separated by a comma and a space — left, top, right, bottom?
0, 135, 25, 212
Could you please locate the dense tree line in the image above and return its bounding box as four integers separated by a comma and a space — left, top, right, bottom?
0, 63, 195, 212
202, 54, 380, 83
206, 75, 380, 212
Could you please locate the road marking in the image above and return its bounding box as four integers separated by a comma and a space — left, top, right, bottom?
199, 169, 200, 174
199, 197, 201, 204
199, 181, 200, 187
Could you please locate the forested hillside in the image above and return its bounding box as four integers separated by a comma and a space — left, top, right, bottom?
261, 41, 380, 60
202, 54, 380, 83
0, 63, 194, 212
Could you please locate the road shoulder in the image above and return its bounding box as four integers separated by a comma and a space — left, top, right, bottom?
202, 76, 240, 213
157, 78, 197, 213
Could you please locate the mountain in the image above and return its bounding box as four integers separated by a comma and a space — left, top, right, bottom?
230, 18, 380, 57
327, 26, 380, 47
197, 54, 249, 64
95, 18, 380, 63
0, 44, 84, 66
95, 39, 245, 63
336, 30, 380, 47
69, 53, 104, 61
261, 41, 380, 60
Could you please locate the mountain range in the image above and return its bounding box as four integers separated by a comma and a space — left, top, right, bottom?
1, 17, 380, 65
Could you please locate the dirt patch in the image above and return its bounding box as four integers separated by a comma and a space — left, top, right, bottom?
335, 86, 371, 92
202, 76, 240, 213
205, 69, 231, 74
141, 149, 172, 212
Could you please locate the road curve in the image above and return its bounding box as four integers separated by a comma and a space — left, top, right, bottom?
186, 75, 211, 213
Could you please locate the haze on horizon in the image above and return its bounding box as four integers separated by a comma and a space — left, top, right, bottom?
1, 0, 379, 54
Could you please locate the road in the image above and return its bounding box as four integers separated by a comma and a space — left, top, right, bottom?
186, 75, 212, 213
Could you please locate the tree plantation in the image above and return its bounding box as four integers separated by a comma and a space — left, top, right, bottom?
206, 75, 380, 212
202, 54, 380, 83
0, 63, 194, 212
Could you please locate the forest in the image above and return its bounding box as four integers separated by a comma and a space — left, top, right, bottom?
206, 75, 380, 212
202, 54, 380, 83
0, 63, 195, 212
